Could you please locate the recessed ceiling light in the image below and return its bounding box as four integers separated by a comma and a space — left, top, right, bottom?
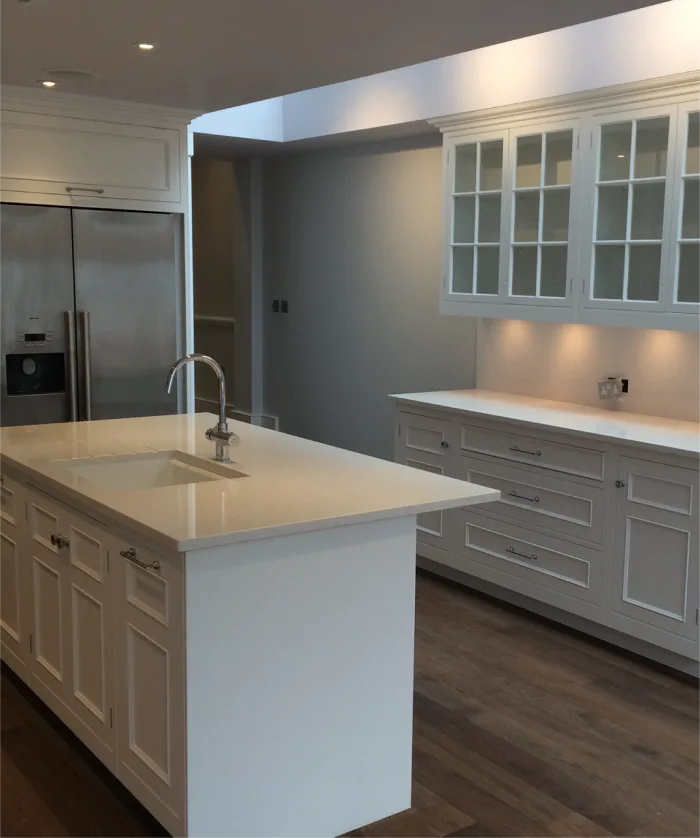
134, 42, 157, 51
38, 79, 57, 88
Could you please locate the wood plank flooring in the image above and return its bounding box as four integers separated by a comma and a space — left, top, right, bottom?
2, 570, 698, 838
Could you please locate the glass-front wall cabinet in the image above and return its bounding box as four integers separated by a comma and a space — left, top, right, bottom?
447, 120, 577, 312
440, 78, 699, 332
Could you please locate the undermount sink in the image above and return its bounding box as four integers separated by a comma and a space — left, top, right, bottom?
57, 450, 248, 491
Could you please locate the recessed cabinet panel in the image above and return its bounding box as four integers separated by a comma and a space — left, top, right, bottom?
69, 526, 106, 582
33, 557, 64, 683
623, 517, 689, 619
405, 459, 444, 537
0, 483, 17, 525
71, 584, 106, 720
126, 624, 171, 785
1, 533, 20, 641
126, 563, 169, 626
609, 456, 699, 654
30, 502, 60, 552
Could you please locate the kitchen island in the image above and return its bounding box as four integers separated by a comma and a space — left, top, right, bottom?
0, 413, 498, 837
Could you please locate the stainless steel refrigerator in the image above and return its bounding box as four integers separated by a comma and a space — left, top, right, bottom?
1, 204, 182, 427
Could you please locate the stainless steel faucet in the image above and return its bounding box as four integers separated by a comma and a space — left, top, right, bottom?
165, 354, 237, 463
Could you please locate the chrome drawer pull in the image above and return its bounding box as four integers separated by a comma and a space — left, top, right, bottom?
65, 186, 105, 194
440, 440, 450, 449
50, 534, 70, 549
120, 547, 160, 571
507, 490, 540, 503
509, 445, 542, 456
506, 546, 538, 561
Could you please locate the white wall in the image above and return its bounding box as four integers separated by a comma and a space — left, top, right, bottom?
263, 138, 476, 459
477, 319, 700, 423
198, 0, 699, 143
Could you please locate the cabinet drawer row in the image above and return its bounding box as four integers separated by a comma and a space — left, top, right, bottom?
398, 410, 606, 482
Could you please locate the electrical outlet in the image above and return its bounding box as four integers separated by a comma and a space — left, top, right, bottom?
598, 377, 629, 399
280, 300, 288, 314
271, 299, 280, 313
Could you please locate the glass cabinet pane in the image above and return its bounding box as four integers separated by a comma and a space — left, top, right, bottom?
452, 247, 474, 293
627, 245, 661, 301
480, 141, 503, 191
516, 135, 542, 188
475, 247, 499, 294
681, 179, 700, 240
686, 112, 700, 175
593, 245, 625, 299
678, 243, 700, 303
597, 185, 628, 240
542, 191, 570, 241
545, 131, 573, 186
630, 182, 665, 240
477, 194, 501, 242
540, 246, 567, 297
600, 123, 632, 181
453, 196, 475, 243
514, 192, 539, 241
512, 247, 538, 295
633, 117, 669, 179
455, 144, 477, 193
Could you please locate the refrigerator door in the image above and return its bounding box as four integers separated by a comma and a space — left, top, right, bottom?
0, 204, 76, 427
72, 209, 181, 421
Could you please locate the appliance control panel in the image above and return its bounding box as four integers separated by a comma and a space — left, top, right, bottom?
16, 331, 52, 347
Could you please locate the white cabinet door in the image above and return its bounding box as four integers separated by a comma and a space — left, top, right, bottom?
0, 110, 181, 205
113, 536, 185, 836
0, 475, 31, 679
395, 411, 456, 558
608, 457, 699, 658
63, 511, 116, 766
25, 488, 117, 764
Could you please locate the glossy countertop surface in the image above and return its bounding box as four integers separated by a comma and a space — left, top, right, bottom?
391, 390, 700, 456
0, 413, 499, 552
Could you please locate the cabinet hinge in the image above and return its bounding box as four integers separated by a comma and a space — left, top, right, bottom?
109, 707, 113, 729
447, 150, 450, 164
398, 423, 401, 439
29, 633, 33, 654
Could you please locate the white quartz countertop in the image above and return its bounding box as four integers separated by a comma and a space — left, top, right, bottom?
391, 390, 700, 457
0, 413, 499, 552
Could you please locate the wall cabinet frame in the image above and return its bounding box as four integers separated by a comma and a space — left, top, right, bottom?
433, 73, 700, 332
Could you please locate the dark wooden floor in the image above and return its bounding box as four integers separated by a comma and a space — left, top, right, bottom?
2, 571, 698, 838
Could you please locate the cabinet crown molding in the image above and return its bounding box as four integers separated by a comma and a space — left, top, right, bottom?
429, 71, 700, 134
0, 85, 200, 128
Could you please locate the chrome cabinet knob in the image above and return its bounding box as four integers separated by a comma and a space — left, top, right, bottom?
615, 479, 626, 488
50, 534, 70, 549
440, 441, 450, 449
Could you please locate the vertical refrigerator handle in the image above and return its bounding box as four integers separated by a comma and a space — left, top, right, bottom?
79, 311, 93, 421
65, 311, 78, 422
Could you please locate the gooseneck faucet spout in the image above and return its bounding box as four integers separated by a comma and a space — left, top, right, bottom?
166, 354, 236, 463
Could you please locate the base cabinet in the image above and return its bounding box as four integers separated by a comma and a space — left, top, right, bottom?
607, 457, 699, 658
395, 407, 700, 665
0, 479, 184, 834
113, 535, 186, 836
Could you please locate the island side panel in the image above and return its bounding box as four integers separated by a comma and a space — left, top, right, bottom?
184, 515, 418, 838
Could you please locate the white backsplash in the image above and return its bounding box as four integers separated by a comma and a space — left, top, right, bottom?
477, 320, 699, 423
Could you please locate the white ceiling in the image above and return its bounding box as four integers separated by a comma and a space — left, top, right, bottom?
1, 0, 665, 113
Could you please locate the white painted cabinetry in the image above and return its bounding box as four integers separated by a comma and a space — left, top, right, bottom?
0, 480, 184, 833
434, 73, 699, 331
1, 111, 182, 206
0, 474, 31, 678
608, 457, 699, 657
394, 401, 700, 668
24, 488, 117, 766
112, 535, 185, 834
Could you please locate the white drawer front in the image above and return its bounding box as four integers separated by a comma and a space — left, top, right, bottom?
460, 423, 605, 481
455, 511, 603, 608
461, 456, 604, 544
0, 476, 21, 526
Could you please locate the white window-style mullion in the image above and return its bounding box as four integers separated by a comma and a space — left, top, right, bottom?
621, 120, 638, 301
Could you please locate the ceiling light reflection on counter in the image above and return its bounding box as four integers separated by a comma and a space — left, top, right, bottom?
38, 79, 57, 88
134, 42, 157, 51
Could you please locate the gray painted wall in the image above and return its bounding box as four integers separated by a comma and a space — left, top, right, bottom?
262, 137, 477, 460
